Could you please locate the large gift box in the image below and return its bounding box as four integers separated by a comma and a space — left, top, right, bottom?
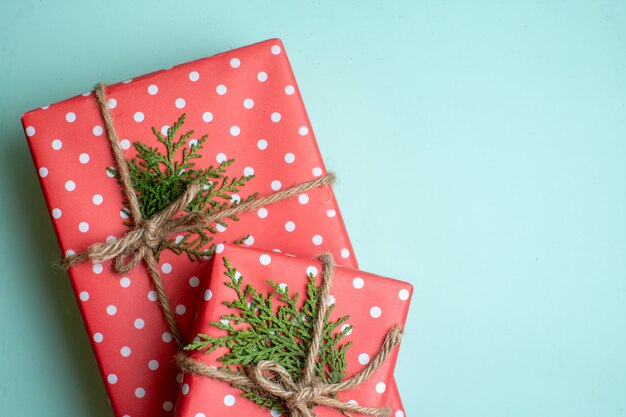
21, 38, 407, 416
175, 244, 413, 417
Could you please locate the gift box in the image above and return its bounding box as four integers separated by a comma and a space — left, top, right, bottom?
21, 38, 407, 416
175, 244, 413, 417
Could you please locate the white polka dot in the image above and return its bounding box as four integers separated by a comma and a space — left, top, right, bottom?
244, 166, 255, 176
120, 209, 129, 219
399, 289, 410, 300
92, 194, 104, 205
120, 139, 131, 150
327, 295, 336, 306
92, 263, 103, 274
107, 98, 117, 109
79, 291, 89, 301
78, 153, 90, 164
92, 125, 103, 136
259, 254, 272, 266
175, 98, 186, 109
395, 411, 405, 417
353, 277, 364, 289
120, 277, 131, 288
135, 388, 145, 398
216, 223, 227, 232
298, 194, 309, 204
162, 332, 173, 343
271, 44, 282, 55
93, 332, 103, 343
341, 323, 353, 335
202, 111, 214, 123
358, 353, 370, 365
148, 84, 159, 95
298, 126, 309, 136
348, 400, 358, 405
181, 383, 190, 395
161, 263, 172, 274
341, 248, 350, 258
38, 167, 48, 177
106, 168, 115, 178
65, 112, 76, 123
270, 410, 282, 417
284, 153, 295, 163
123, 79, 132, 84
312, 235, 323, 245
257, 139, 268, 150
188, 71, 200, 81
106, 305, 117, 316
107, 374, 118, 384
257, 71, 268, 82
25, 126, 36, 137
78, 222, 89, 233
215, 152, 228, 163
106, 235, 116, 243
52, 139, 62, 150
375, 382, 386, 394
65, 250, 75, 257
224, 394, 236, 406
189, 276, 200, 287
229, 125, 240, 136
148, 360, 159, 370
65, 180, 76, 191
216, 84, 227, 95
133, 112, 144, 122
271, 180, 282, 191
134, 318, 145, 329
306, 266, 318, 276
270, 112, 282, 122
230, 57, 241, 68
243, 98, 254, 109
148, 291, 157, 301
326, 209, 336, 217
285, 85, 295, 95
188, 139, 198, 148
244, 235, 255, 245
204, 289, 213, 301
257, 207, 268, 218
120, 346, 131, 357
285, 221, 296, 232
176, 304, 186, 315
52, 208, 62, 219
163, 401, 174, 411
312, 167, 323, 177
215, 243, 225, 254
370, 306, 382, 318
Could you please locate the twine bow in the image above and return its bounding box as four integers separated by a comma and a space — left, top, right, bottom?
177, 254, 402, 417
62, 82, 336, 348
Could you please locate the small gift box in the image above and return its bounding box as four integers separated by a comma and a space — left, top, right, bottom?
21, 39, 366, 417
175, 244, 413, 417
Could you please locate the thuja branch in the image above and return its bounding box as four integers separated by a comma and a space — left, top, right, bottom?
184, 257, 353, 413
109, 114, 256, 261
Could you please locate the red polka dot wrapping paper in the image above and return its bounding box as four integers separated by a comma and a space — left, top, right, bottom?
21, 38, 406, 417
175, 244, 412, 417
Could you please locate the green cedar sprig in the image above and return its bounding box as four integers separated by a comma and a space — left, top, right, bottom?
184, 257, 353, 413
109, 114, 256, 261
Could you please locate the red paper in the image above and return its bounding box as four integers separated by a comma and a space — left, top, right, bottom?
21, 38, 407, 416
175, 244, 412, 417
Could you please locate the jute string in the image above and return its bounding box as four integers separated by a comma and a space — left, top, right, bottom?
176, 254, 402, 417
62, 82, 336, 348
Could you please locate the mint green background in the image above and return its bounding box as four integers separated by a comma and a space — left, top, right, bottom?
1, 1, 625, 416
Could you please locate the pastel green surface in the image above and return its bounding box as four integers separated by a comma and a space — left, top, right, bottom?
1, 1, 625, 416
